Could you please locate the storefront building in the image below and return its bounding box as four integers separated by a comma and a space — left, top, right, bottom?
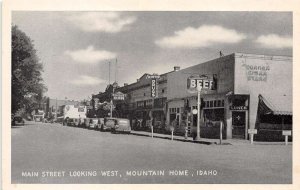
112, 68, 177, 131
167, 53, 292, 140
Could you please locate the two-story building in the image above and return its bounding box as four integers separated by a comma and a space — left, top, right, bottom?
115, 68, 176, 130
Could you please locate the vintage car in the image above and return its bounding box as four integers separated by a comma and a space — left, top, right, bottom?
100, 117, 115, 131
111, 118, 131, 134
12, 116, 25, 126
101, 118, 131, 134
63, 118, 80, 127
89, 118, 100, 129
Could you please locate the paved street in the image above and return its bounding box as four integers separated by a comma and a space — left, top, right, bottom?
12, 122, 292, 184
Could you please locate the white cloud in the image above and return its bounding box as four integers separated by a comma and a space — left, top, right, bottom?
66, 12, 136, 33
155, 25, 246, 49
70, 75, 106, 86
255, 34, 292, 49
64, 46, 116, 64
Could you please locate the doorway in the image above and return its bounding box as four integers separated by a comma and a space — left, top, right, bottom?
232, 111, 246, 139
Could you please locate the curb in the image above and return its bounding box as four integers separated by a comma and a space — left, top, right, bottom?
130, 132, 217, 145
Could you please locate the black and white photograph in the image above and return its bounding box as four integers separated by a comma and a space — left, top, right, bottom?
2, 0, 300, 189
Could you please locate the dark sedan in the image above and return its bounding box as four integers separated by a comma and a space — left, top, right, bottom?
12, 116, 25, 126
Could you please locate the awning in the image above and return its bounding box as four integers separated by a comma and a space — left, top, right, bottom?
258, 94, 292, 115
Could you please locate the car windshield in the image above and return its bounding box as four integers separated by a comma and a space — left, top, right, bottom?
14, 117, 23, 121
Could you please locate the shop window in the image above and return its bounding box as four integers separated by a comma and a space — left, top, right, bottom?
217, 100, 221, 107
203, 108, 224, 122
170, 108, 177, 114
209, 101, 213, 107
205, 101, 209, 108
137, 101, 144, 108
145, 99, 153, 107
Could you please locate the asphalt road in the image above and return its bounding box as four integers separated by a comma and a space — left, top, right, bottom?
11, 122, 292, 184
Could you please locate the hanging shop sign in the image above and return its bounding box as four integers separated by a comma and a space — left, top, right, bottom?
282, 130, 292, 136
248, 129, 257, 134
187, 74, 217, 93
229, 105, 249, 110
113, 92, 125, 100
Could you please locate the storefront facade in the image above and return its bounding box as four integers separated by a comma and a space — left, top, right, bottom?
115, 71, 170, 131
167, 53, 292, 140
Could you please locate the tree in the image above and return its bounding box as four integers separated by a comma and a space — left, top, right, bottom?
11, 25, 47, 115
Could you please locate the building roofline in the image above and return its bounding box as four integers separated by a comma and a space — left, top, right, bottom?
234, 52, 292, 61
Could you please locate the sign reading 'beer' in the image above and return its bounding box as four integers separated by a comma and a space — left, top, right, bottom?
187, 74, 217, 92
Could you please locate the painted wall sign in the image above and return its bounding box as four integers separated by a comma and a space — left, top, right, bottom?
242, 64, 270, 82
229, 105, 249, 110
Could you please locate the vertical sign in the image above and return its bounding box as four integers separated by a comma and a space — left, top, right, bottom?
151, 79, 157, 98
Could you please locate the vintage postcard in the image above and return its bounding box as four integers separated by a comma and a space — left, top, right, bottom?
2, 0, 300, 190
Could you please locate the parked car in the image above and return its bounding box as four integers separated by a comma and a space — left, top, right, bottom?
12, 116, 25, 126
77, 118, 85, 127
112, 118, 131, 134
89, 118, 100, 129
54, 116, 64, 124
63, 118, 78, 126
83, 118, 92, 128
34, 115, 44, 122
101, 118, 131, 134
100, 117, 116, 131
96, 118, 104, 130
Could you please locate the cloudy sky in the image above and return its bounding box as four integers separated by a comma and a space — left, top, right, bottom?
12, 12, 292, 101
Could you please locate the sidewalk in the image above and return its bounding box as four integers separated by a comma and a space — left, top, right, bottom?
130, 130, 292, 146
130, 130, 222, 145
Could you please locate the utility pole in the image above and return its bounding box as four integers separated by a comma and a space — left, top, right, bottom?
110, 89, 113, 118
55, 98, 57, 119
109, 61, 111, 85
115, 58, 117, 83
196, 86, 202, 141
